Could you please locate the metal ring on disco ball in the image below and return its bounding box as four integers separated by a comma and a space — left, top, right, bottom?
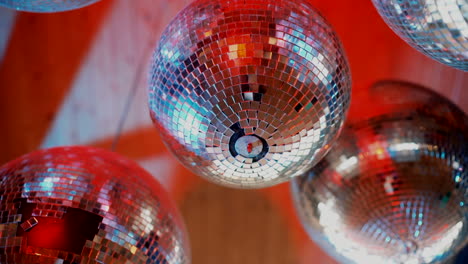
372, 0, 468, 71
0, 146, 190, 264
291, 81, 468, 264
0, 0, 100, 12
149, 0, 352, 188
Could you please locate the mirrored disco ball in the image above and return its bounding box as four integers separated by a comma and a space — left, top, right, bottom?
149, 0, 351, 188
372, 0, 468, 71
0, 0, 100, 12
0, 146, 190, 264
291, 81, 468, 264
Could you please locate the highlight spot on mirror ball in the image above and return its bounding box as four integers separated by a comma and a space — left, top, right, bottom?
149, 0, 352, 188
0, 146, 190, 264
292, 81, 468, 264
372, 0, 468, 71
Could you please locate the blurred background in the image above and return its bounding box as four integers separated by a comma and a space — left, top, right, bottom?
0, 0, 466, 263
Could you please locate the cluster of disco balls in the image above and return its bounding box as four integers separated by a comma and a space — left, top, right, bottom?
0, 0, 467, 263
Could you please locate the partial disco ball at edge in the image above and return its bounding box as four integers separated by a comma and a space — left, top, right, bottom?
0, 0, 100, 12
291, 81, 468, 264
372, 0, 468, 71
0, 146, 190, 264
149, 0, 352, 188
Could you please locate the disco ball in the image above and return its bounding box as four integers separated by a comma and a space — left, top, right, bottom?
0, 0, 100, 12
291, 81, 468, 264
149, 0, 351, 188
372, 0, 468, 71
0, 146, 190, 264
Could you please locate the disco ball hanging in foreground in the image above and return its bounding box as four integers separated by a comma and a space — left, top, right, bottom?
0, 146, 190, 264
149, 0, 352, 188
292, 81, 468, 264
372, 0, 468, 71
0, 0, 100, 12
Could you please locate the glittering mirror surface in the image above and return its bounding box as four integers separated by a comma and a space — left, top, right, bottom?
149, 0, 351, 188
291, 81, 468, 264
372, 0, 467, 71
0, 146, 190, 264
0, 0, 100, 12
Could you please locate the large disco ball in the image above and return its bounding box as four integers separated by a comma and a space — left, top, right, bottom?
0, 146, 190, 264
291, 81, 468, 264
149, 0, 351, 188
372, 0, 468, 71
0, 0, 100, 12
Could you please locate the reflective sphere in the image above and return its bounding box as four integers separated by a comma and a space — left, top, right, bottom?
372, 0, 468, 71
0, 0, 100, 12
0, 146, 190, 264
149, 0, 351, 188
291, 81, 468, 264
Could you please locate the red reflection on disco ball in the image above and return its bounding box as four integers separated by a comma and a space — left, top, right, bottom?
0, 146, 190, 264
292, 81, 468, 264
149, 0, 352, 188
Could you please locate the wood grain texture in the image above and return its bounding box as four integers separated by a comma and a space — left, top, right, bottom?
180, 182, 299, 264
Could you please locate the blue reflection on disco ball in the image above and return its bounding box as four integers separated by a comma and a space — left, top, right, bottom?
455, 245, 468, 263
148, 0, 352, 188
292, 81, 468, 264
372, 0, 468, 71
0, 0, 100, 12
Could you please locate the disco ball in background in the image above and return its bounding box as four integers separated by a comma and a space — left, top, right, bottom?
149, 0, 351, 188
372, 0, 468, 71
0, 147, 190, 264
0, 0, 100, 12
291, 81, 468, 264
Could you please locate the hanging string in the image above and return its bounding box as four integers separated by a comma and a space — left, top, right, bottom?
111, 50, 150, 151
111, 5, 161, 151
111, 0, 194, 151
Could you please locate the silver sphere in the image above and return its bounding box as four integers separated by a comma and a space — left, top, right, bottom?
372, 0, 468, 71
149, 0, 351, 188
0, 146, 190, 264
0, 0, 100, 12
291, 81, 468, 264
